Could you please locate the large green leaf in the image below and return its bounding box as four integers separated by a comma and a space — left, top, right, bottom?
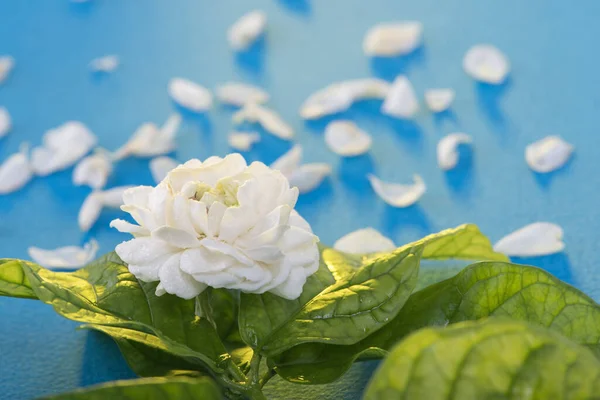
272, 261, 600, 384
41, 377, 221, 400
239, 242, 423, 357
420, 224, 508, 261
0, 259, 36, 299
364, 318, 600, 400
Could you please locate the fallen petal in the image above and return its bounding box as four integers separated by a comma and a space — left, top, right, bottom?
228, 131, 261, 151
0, 56, 15, 84
525, 136, 574, 173
494, 222, 565, 257
0, 107, 11, 138
437, 133, 473, 170
324, 120, 372, 156
160, 113, 182, 142
89, 55, 119, 73
233, 103, 293, 140
363, 21, 423, 57
0, 144, 33, 195
271, 145, 302, 176
73, 150, 113, 189
113, 115, 180, 160
78, 192, 104, 232
168, 78, 213, 112
28, 240, 99, 269
381, 75, 419, 118
334, 228, 396, 254
368, 174, 425, 207
228, 10, 267, 51
425, 88, 455, 112
150, 156, 178, 183
100, 185, 136, 208
287, 163, 331, 194
463, 44, 510, 84
216, 82, 269, 107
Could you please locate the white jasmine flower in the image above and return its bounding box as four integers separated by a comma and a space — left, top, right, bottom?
111, 154, 320, 300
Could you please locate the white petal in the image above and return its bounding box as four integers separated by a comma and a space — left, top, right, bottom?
324, 120, 372, 156
425, 88, 455, 113
150, 156, 178, 183
28, 240, 99, 269
525, 136, 574, 173
168, 78, 213, 112
271, 145, 303, 176
300, 78, 390, 120
233, 103, 293, 140
0, 107, 12, 138
463, 44, 510, 84
89, 55, 119, 73
78, 192, 104, 232
31, 121, 97, 176
381, 75, 419, 118
109, 219, 150, 237
157, 253, 207, 299
160, 114, 182, 142
72, 151, 113, 189
113, 116, 179, 160
228, 132, 261, 151
0, 56, 15, 84
287, 163, 331, 194
0, 145, 33, 195
334, 228, 396, 254
100, 185, 135, 208
152, 226, 200, 249
494, 222, 565, 257
368, 174, 426, 207
216, 82, 269, 107
228, 10, 267, 51
363, 21, 423, 57
437, 133, 473, 170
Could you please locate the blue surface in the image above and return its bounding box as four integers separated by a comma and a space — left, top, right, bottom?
1, 0, 599, 398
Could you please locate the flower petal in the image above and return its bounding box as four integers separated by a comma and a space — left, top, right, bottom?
363, 21, 423, 57
152, 226, 200, 249
334, 228, 396, 254
269, 267, 309, 300
78, 192, 104, 232
324, 120, 372, 156
228, 131, 261, 151
287, 163, 331, 194
368, 174, 426, 207
89, 55, 119, 73
0, 146, 33, 195
207, 201, 227, 237
425, 88, 455, 113
525, 136, 574, 173
0, 55, 15, 84
233, 103, 294, 140
150, 156, 178, 184
216, 82, 269, 107
109, 219, 149, 237
100, 186, 135, 208
168, 153, 247, 190
463, 44, 510, 84
437, 133, 473, 170
168, 78, 213, 112
381, 75, 419, 118
227, 10, 267, 51
0, 107, 12, 138
188, 200, 210, 236
73, 151, 113, 190
122, 186, 153, 207
493, 222, 565, 257
115, 236, 178, 266
271, 145, 303, 176
157, 253, 207, 299
166, 194, 199, 236
28, 240, 99, 269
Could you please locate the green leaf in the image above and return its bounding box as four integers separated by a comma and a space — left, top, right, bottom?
364, 318, 600, 400
271, 261, 600, 384
0, 259, 37, 299
40, 376, 222, 400
239, 242, 423, 357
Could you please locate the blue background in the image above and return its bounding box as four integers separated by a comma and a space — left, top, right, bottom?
1, 0, 599, 398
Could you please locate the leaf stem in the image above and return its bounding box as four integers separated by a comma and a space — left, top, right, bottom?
259, 368, 276, 388
249, 352, 262, 385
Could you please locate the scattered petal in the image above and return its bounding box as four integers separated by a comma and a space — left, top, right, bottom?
382, 75, 419, 118
168, 78, 212, 112
228, 131, 261, 151
113, 114, 181, 160
324, 120, 372, 156
78, 192, 104, 232
150, 156, 179, 183
0, 56, 15, 84
368, 174, 425, 207
0, 107, 11, 138
28, 240, 99, 269
228, 10, 267, 51
233, 103, 293, 140
463, 44, 510, 84
334, 228, 396, 254
363, 21, 423, 57
287, 163, 331, 194
100, 185, 136, 208
525, 136, 574, 173
494, 222, 565, 257
73, 150, 113, 189
271, 145, 302, 176
0, 144, 33, 195
89, 55, 119, 73
216, 82, 269, 107
425, 88, 455, 112
300, 78, 390, 120
31, 121, 97, 176
437, 133, 473, 170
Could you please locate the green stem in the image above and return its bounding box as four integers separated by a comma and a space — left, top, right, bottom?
249, 352, 262, 385
248, 387, 268, 400
259, 368, 276, 388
